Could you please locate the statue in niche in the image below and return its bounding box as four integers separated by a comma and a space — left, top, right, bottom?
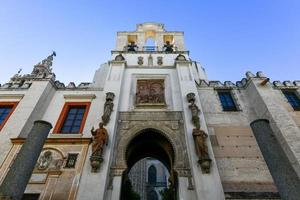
127, 41, 138, 51
136, 80, 165, 104
163, 41, 174, 52
101, 92, 115, 125
90, 122, 109, 172
192, 129, 211, 173
36, 150, 53, 170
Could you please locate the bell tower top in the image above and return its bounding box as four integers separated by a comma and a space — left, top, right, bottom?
136, 23, 165, 32
114, 22, 185, 52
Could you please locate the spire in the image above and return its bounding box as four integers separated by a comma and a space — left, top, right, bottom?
31, 51, 56, 76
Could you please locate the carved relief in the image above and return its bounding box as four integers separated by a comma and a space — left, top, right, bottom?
136, 79, 165, 105
36, 149, 64, 171
157, 56, 163, 65
138, 56, 143, 65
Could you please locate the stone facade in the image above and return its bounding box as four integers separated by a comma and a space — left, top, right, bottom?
0, 23, 299, 199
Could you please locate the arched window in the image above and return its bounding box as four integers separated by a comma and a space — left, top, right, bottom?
148, 165, 157, 184
147, 190, 158, 200
144, 37, 156, 51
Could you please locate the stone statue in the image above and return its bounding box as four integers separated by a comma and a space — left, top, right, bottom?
90, 122, 109, 172
192, 129, 212, 173
189, 100, 201, 129
36, 151, 52, 170
101, 92, 115, 125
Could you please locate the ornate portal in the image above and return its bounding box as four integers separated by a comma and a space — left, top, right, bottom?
136, 79, 165, 105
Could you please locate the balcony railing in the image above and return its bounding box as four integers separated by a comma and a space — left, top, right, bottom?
143, 46, 158, 52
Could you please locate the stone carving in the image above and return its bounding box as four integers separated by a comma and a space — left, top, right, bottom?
138, 56, 143, 65
90, 122, 109, 172
136, 79, 165, 104
157, 56, 163, 65
186, 92, 212, 173
31, 51, 56, 78
36, 151, 52, 170
192, 129, 211, 173
36, 149, 64, 171
186, 93, 200, 129
101, 92, 115, 125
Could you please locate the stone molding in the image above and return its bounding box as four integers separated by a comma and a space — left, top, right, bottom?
111, 111, 191, 176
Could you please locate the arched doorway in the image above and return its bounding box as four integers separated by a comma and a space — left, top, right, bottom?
109, 111, 194, 200
120, 129, 178, 200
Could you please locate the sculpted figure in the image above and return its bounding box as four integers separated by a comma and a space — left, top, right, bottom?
189, 100, 201, 129
192, 129, 212, 173
192, 129, 208, 159
37, 151, 52, 170
91, 122, 109, 157
90, 122, 109, 172
101, 92, 115, 125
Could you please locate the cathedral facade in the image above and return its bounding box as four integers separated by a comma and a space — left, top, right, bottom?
0, 23, 300, 200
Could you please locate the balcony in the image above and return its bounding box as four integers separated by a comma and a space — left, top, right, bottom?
143, 46, 158, 52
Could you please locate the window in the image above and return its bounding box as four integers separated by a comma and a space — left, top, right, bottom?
65, 153, 79, 168
0, 102, 18, 131
53, 102, 91, 134
283, 90, 300, 111
217, 91, 238, 111
148, 165, 157, 184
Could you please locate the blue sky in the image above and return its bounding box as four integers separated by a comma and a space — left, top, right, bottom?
0, 0, 299, 85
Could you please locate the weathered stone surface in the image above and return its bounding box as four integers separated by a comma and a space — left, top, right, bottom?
251, 119, 300, 200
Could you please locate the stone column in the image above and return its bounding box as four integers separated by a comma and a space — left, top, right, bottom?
250, 119, 300, 200
0, 120, 52, 200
